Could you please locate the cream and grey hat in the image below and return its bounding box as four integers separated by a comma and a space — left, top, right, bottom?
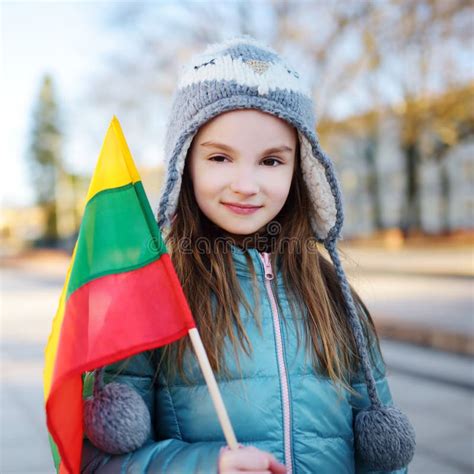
157, 36, 340, 243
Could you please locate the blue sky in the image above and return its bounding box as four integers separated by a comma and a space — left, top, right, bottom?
1, 1, 117, 206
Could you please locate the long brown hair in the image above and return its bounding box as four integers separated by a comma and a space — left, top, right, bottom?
159, 140, 383, 396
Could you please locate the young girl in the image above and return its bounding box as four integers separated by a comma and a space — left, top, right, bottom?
81, 36, 415, 473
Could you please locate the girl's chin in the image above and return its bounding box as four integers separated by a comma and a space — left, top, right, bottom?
220, 227, 261, 238
220, 226, 270, 244
215, 218, 260, 234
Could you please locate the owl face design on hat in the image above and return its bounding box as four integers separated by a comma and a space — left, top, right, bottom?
178, 37, 309, 97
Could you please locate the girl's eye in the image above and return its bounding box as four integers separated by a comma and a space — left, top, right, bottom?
262, 158, 282, 167
208, 155, 229, 163
208, 156, 282, 166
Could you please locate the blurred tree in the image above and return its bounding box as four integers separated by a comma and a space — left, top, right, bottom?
361, 0, 473, 237
319, 109, 385, 233
423, 83, 474, 232
363, 126, 384, 231
28, 74, 64, 244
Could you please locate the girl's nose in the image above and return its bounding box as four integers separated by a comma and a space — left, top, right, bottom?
229, 168, 260, 195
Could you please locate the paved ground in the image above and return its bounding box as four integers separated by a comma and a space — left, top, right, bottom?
340, 245, 473, 279
1, 247, 473, 473
342, 245, 474, 355
353, 271, 472, 333
383, 340, 474, 474
1, 266, 58, 473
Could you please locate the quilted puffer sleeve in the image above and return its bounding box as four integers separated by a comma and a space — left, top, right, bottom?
350, 326, 409, 474
80, 350, 223, 474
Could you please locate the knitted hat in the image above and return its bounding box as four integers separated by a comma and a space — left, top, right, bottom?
85, 36, 415, 470
157, 36, 338, 242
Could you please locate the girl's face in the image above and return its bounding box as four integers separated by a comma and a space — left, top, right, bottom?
188, 109, 297, 240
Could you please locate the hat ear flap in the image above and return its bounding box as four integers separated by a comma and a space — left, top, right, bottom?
297, 131, 340, 241
157, 134, 195, 231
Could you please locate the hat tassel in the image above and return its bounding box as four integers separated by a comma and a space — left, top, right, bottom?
324, 240, 416, 470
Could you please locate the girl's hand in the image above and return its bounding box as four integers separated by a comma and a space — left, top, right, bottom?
218, 445, 286, 473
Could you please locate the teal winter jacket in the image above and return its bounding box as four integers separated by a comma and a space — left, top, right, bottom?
81, 246, 408, 474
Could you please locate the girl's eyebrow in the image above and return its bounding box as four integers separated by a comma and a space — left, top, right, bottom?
200, 140, 294, 155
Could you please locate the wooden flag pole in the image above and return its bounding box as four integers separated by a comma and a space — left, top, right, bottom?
188, 327, 239, 450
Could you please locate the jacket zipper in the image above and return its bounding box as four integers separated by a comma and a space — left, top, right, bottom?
260, 252, 293, 474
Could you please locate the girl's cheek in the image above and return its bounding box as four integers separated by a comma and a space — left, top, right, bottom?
201, 166, 233, 184
268, 173, 293, 200
263, 168, 292, 186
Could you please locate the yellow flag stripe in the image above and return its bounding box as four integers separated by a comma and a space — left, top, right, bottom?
85, 116, 141, 202
43, 240, 78, 400
43, 242, 77, 401
44, 116, 142, 400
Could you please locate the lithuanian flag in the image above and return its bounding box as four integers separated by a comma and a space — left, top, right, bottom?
43, 117, 196, 474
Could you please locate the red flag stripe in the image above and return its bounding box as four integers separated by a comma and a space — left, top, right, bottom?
47, 254, 195, 473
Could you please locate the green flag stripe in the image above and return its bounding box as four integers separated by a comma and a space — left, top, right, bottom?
66, 182, 167, 299
48, 433, 61, 472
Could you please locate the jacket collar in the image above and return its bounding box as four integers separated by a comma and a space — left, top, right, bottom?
229, 244, 281, 280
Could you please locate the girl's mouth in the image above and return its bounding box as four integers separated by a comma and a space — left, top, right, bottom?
222, 203, 263, 215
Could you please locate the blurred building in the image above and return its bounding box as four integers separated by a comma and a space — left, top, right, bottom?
0, 205, 45, 256
0, 165, 165, 255
319, 84, 473, 238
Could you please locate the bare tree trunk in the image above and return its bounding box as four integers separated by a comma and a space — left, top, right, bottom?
363, 132, 384, 230
400, 142, 423, 237
438, 159, 452, 234
44, 201, 59, 245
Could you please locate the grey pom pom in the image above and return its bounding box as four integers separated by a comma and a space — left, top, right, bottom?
354, 405, 416, 471
84, 382, 151, 454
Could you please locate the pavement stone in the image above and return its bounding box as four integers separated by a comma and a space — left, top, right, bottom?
383, 340, 474, 474
1, 382, 54, 473
382, 340, 474, 390
346, 262, 474, 355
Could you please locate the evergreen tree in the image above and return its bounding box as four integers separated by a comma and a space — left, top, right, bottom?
28, 74, 63, 244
